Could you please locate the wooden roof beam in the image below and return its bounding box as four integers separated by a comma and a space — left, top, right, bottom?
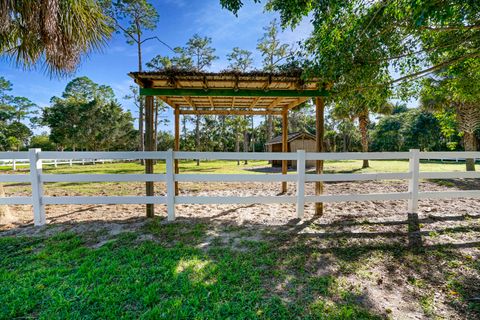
140, 88, 328, 97
266, 97, 284, 109
285, 97, 310, 110
179, 109, 282, 116
159, 96, 177, 108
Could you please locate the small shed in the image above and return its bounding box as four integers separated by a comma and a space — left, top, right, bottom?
266, 132, 316, 168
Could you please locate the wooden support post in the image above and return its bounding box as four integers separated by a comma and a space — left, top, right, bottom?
281, 108, 288, 193
145, 95, 155, 218
315, 97, 325, 216
174, 107, 180, 195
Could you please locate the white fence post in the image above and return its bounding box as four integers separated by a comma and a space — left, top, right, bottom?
12, 159, 16, 171
29, 148, 45, 226
296, 150, 306, 219
408, 149, 420, 213
166, 149, 175, 221
69, 159, 73, 167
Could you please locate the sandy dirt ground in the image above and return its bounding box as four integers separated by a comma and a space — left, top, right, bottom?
1, 179, 479, 228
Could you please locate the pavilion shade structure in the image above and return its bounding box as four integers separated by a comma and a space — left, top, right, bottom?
129, 71, 326, 115
129, 70, 327, 217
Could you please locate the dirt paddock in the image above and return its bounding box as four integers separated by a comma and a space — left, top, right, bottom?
2, 180, 480, 236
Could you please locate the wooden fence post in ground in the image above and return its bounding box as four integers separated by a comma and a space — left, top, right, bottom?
29, 148, 45, 226
166, 149, 176, 221
296, 150, 306, 219
408, 149, 420, 213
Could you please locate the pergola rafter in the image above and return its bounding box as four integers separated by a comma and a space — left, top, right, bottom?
129, 70, 328, 218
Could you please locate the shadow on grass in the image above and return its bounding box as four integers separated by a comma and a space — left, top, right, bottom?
428, 178, 480, 190
1, 209, 479, 319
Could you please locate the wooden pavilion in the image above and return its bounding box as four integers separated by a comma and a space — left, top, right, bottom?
129, 70, 328, 218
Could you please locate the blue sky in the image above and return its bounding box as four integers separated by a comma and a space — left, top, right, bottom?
0, 0, 313, 133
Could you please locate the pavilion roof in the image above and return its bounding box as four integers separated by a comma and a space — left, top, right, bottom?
129, 70, 327, 116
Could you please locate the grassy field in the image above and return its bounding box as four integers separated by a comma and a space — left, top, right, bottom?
1, 159, 475, 196
1, 158, 474, 174
1, 218, 479, 319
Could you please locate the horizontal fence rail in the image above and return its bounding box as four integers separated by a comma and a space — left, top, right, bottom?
0, 149, 479, 226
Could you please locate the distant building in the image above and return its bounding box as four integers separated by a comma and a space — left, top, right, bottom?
265, 131, 316, 168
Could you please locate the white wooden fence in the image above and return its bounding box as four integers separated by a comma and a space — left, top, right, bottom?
1, 149, 479, 226
0, 158, 116, 170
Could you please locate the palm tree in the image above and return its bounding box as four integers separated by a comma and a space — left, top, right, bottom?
421, 78, 480, 171
333, 96, 393, 168
0, 0, 112, 75
0, 0, 112, 223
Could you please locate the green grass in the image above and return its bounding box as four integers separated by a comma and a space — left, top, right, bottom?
1, 159, 473, 175
1, 219, 479, 319
0, 221, 384, 320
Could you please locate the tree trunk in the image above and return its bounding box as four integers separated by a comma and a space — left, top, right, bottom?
195, 115, 200, 166
464, 131, 476, 171
267, 115, 273, 143
137, 37, 145, 165
0, 184, 13, 224
139, 101, 144, 164
154, 99, 158, 151
182, 116, 188, 146
315, 97, 325, 216
236, 129, 240, 165
243, 116, 248, 165
251, 116, 255, 152
359, 114, 369, 168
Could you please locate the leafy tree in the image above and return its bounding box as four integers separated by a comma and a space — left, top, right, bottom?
42, 77, 136, 151
371, 109, 447, 152
0, 77, 35, 151
63, 76, 115, 103
226, 47, 253, 72
149, 34, 218, 165
29, 134, 57, 151
156, 131, 174, 151
332, 92, 392, 168
0, 0, 112, 75
256, 19, 292, 145
226, 46, 254, 162
222, 0, 479, 95
3, 122, 31, 151
421, 58, 480, 171
370, 116, 404, 152
10, 97, 37, 122
107, 0, 159, 154
257, 19, 291, 72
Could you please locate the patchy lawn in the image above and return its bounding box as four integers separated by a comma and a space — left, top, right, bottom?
1, 215, 479, 319
1, 159, 479, 319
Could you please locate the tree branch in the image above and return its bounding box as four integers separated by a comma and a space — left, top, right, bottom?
114, 20, 138, 44
420, 25, 480, 31
140, 36, 175, 52
389, 52, 480, 85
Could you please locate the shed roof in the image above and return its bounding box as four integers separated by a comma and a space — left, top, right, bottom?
129, 70, 327, 116
266, 131, 316, 145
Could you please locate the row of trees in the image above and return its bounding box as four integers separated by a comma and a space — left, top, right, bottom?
0, 76, 137, 152
0, 77, 36, 151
